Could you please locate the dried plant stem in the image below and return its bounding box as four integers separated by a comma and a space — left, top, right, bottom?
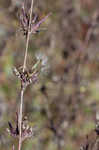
18, 0, 34, 150
23, 0, 34, 72
18, 89, 24, 150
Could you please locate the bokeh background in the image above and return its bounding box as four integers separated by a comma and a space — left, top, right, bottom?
0, 0, 99, 149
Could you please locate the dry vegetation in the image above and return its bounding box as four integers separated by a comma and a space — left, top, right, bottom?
0, 0, 99, 149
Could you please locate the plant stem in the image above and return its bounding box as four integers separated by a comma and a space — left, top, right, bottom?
23, 0, 34, 72
18, 89, 24, 150
18, 0, 34, 150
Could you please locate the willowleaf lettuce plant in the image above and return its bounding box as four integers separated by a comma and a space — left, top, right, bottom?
7, 0, 51, 149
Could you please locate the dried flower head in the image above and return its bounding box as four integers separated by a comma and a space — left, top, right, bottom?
20, 3, 51, 38
7, 113, 39, 142
13, 59, 41, 90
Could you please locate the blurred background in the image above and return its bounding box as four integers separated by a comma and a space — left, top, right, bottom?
0, 0, 99, 149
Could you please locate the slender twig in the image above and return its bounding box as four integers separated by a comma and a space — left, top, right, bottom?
23, 0, 34, 72
18, 0, 34, 150
18, 89, 24, 150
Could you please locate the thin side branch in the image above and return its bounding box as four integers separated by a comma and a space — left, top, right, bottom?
23, 0, 34, 72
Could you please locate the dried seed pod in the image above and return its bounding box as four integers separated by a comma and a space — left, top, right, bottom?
7, 113, 41, 141
19, 3, 51, 38
13, 60, 42, 90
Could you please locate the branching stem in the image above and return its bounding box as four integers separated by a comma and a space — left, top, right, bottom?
18, 0, 34, 150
